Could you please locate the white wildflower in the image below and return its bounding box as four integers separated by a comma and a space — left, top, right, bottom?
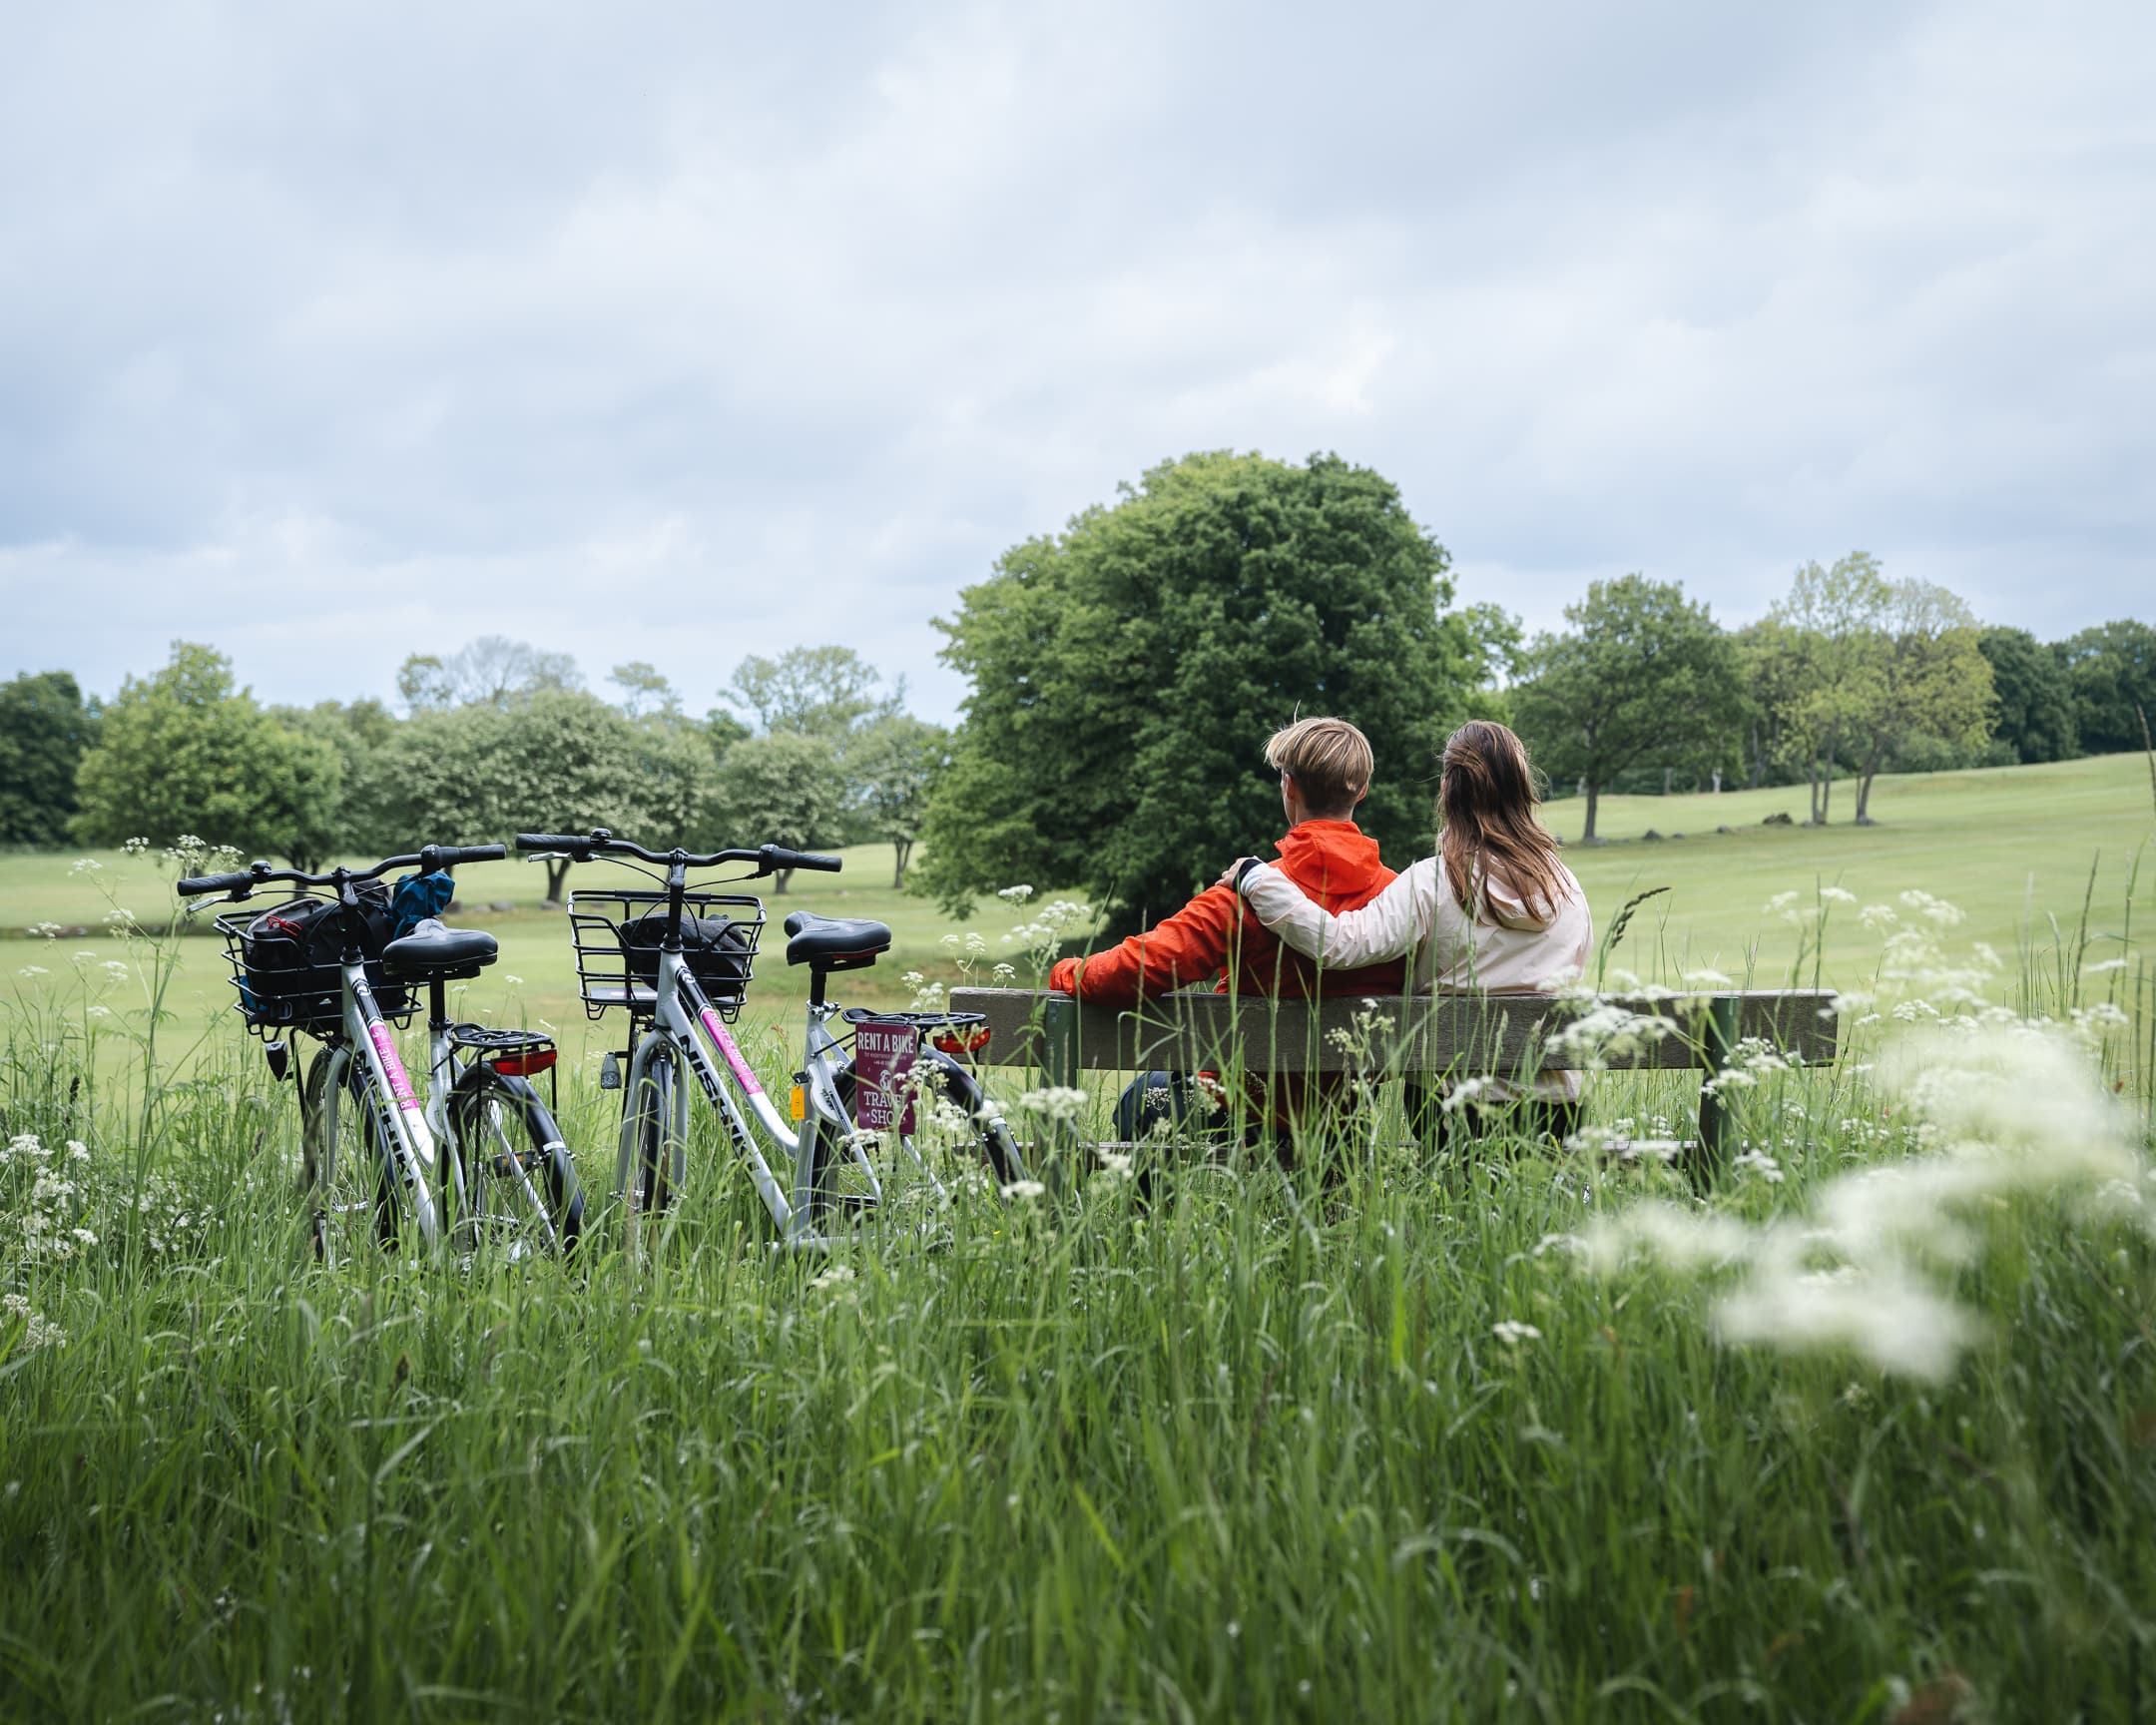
1731, 1149, 1785, 1183
1000, 1179, 1047, 1201
1012, 1086, 1087, 1125
1491, 1321, 1542, 1345
807, 1264, 856, 1293
1818, 886, 1859, 904
996, 884, 1035, 904
1684, 968, 1735, 988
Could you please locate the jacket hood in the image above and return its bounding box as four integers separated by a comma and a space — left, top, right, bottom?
1273, 820, 1390, 897
1482, 872, 1556, 933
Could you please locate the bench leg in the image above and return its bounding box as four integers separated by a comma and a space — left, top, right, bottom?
1690, 994, 1740, 1188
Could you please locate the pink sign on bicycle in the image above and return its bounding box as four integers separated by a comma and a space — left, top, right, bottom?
851, 1021, 917, 1133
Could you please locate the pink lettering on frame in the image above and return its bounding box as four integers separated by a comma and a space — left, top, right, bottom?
702, 1008, 765, 1096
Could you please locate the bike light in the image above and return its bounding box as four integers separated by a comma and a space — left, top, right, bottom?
490, 1048, 558, 1077
931, 1025, 992, 1055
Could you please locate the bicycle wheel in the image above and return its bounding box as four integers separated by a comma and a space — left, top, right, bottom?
300, 1043, 436, 1264
616, 1039, 682, 1254
819, 1048, 1028, 1225
447, 1065, 584, 1259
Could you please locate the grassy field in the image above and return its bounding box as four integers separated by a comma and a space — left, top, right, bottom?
1, 757, 2153, 1719
5, 752, 2151, 1055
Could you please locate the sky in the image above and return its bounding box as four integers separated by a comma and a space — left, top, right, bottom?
2, 0, 2150, 723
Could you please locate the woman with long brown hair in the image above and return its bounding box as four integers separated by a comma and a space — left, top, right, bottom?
1223, 719, 1593, 1143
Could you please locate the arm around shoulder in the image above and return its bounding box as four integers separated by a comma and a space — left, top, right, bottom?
1241, 857, 1438, 967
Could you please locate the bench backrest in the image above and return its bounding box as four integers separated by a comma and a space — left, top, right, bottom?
946, 986, 1839, 1076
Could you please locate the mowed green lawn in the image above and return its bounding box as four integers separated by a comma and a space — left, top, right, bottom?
3, 752, 2151, 1062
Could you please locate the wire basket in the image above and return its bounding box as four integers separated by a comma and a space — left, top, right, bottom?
565, 888, 767, 1022
215, 895, 416, 1039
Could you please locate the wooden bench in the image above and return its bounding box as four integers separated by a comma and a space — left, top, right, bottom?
946, 986, 1839, 1180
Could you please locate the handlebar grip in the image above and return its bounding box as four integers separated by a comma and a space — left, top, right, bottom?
426, 844, 507, 867
761, 846, 842, 874
177, 869, 257, 898
515, 834, 595, 857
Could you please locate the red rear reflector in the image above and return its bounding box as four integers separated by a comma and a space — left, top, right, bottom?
491, 1049, 557, 1077
931, 1026, 991, 1055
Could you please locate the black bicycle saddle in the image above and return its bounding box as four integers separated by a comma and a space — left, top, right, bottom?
383, 921, 499, 978
783, 911, 892, 967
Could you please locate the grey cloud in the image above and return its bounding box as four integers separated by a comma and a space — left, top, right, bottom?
2, 0, 2149, 716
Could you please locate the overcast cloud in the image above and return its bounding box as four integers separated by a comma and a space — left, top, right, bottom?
2, 0, 2150, 720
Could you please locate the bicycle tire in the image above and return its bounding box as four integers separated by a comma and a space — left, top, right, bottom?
819, 1047, 1028, 1224
447, 1065, 584, 1259
616, 1041, 680, 1254
300, 1044, 438, 1263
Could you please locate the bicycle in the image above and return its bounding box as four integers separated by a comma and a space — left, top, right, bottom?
514, 829, 1028, 1251
179, 845, 584, 1263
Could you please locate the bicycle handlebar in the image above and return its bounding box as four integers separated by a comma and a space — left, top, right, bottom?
176, 842, 507, 899
514, 830, 842, 876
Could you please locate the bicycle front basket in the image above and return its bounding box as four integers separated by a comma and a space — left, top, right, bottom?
566, 888, 767, 1022
217, 888, 413, 1036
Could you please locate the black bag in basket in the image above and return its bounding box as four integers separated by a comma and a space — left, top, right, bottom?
617, 908, 753, 1002
240, 883, 408, 1026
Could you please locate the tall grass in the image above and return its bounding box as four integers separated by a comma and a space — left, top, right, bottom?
1, 867, 2152, 1721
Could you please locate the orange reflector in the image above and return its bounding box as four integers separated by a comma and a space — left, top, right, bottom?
931, 1026, 991, 1055
490, 1048, 557, 1077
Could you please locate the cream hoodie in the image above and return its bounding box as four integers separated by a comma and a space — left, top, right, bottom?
1238, 854, 1595, 1101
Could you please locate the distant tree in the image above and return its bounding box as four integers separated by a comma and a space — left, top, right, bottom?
705, 709, 753, 756
848, 715, 950, 887
396, 636, 582, 714
609, 661, 680, 720
271, 698, 401, 858
914, 450, 1477, 923
1768, 553, 1894, 826
713, 731, 848, 893
375, 688, 711, 901
1733, 618, 1811, 792
2055, 620, 2156, 756
1511, 576, 1744, 842
1979, 627, 2078, 764
1457, 602, 1525, 724
72, 643, 340, 866
721, 646, 899, 739
1845, 579, 1994, 823
0, 671, 100, 846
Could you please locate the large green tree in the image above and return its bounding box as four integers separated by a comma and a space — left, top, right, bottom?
913, 450, 1476, 923
847, 715, 950, 887
2055, 620, 2156, 756
1979, 627, 2077, 765
1844, 579, 1994, 823
72, 643, 341, 865
374, 688, 716, 901
1511, 576, 1744, 843
0, 671, 100, 846
713, 731, 848, 893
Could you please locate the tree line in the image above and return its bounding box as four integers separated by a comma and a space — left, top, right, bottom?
904, 453, 2155, 927
0, 640, 947, 893
6, 449, 2151, 922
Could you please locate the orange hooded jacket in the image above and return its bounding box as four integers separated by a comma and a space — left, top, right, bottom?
1046, 820, 1403, 1128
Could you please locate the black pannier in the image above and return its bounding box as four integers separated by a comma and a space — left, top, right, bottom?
238, 884, 409, 1028
617, 908, 754, 1002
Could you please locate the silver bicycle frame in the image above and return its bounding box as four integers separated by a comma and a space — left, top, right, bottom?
618, 944, 862, 1245
305, 962, 441, 1250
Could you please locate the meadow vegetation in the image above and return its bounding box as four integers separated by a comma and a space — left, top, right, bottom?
2, 756, 2152, 1719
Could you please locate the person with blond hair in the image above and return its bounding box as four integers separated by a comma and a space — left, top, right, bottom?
1223, 719, 1593, 1146
1050, 715, 1404, 1142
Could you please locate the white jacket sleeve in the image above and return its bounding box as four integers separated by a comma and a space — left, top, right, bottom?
1239, 858, 1438, 968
